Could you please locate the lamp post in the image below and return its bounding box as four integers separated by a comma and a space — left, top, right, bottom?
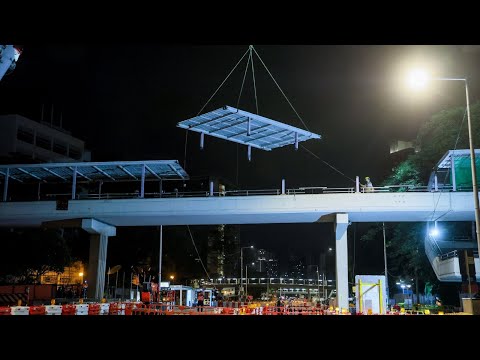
382, 222, 389, 308
407, 71, 480, 273
240, 245, 254, 299
245, 262, 255, 300
79, 272, 84, 299
308, 265, 321, 303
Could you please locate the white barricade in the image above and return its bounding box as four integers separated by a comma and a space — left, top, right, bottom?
99, 303, 110, 315
117, 303, 126, 315
75, 304, 89, 315
11, 306, 30, 315
45, 305, 63, 315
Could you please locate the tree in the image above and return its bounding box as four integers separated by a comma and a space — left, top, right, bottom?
362, 102, 480, 301
0, 228, 72, 284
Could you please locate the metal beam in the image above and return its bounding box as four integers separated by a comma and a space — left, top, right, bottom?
42, 167, 67, 181
451, 151, 456, 192
226, 123, 270, 139
93, 166, 116, 181
186, 112, 236, 129
118, 165, 137, 180
140, 164, 145, 198
244, 129, 290, 145
208, 116, 249, 134
0, 170, 22, 183
168, 164, 184, 178
68, 167, 92, 181
17, 167, 43, 181
72, 166, 77, 200
145, 165, 161, 179
2, 168, 8, 202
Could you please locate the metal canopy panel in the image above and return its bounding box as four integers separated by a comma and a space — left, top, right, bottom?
0, 160, 188, 183
177, 105, 321, 150
436, 149, 480, 169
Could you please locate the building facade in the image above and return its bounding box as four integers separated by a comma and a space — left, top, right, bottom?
0, 114, 91, 164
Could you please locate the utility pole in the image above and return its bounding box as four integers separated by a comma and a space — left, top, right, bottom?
383, 222, 389, 308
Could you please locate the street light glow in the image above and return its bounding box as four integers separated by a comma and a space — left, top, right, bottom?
407, 68, 430, 90
429, 228, 439, 237
79, 272, 83, 277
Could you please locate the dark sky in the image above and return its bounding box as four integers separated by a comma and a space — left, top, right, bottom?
2, 44, 480, 273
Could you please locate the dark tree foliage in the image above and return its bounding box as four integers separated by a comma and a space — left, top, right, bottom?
362, 102, 480, 297
0, 228, 72, 284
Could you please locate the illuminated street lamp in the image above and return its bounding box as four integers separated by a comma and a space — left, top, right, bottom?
240, 245, 254, 299
245, 262, 255, 300
407, 69, 480, 268
79, 272, 84, 284
169, 275, 174, 284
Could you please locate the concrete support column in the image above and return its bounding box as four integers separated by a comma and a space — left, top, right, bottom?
82, 219, 116, 300
451, 151, 456, 191
72, 166, 77, 200
87, 233, 109, 300
2, 168, 9, 202
140, 164, 145, 198
334, 213, 349, 311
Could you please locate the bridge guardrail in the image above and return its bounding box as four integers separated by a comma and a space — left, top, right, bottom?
29, 182, 475, 204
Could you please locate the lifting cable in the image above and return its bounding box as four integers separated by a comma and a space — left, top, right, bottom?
235, 49, 253, 186
252, 46, 356, 184
301, 144, 356, 183
429, 107, 467, 222
425, 107, 467, 255
187, 225, 210, 280
183, 47, 251, 171
185, 45, 357, 185
251, 46, 310, 132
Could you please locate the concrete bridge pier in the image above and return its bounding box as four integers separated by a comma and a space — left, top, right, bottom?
335, 213, 349, 311
81, 219, 116, 300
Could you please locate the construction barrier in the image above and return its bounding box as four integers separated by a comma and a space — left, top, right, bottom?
10, 306, 30, 315
99, 303, 110, 315
108, 303, 121, 315
88, 304, 101, 315
0, 306, 11, 315
0, 301, 445, 316
29, 305, 46, 315
45, 305, 63, 315
61, 304, 76, 315
75, 304, 89, 315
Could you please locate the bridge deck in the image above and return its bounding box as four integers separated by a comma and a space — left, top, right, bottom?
0, 191, 474, 227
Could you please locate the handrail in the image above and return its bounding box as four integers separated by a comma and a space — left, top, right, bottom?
21, 182, 479, 203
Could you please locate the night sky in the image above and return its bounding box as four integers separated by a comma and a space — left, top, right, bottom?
2, 44, 480, 274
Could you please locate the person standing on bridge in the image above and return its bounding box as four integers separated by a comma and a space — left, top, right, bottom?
363, 177, 374, 193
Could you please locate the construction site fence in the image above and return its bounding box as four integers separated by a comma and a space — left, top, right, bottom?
0, 302, 453, 315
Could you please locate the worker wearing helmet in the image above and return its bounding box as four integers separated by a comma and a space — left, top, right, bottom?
364, 177, 374, 193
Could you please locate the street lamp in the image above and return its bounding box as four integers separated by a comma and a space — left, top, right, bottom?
407, 70, 480, 264
240, 245, 254, 299
308, 265, 322, 303
79, 272, 84, 284
170, 275, 174, 284
245, 262, 255, 300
